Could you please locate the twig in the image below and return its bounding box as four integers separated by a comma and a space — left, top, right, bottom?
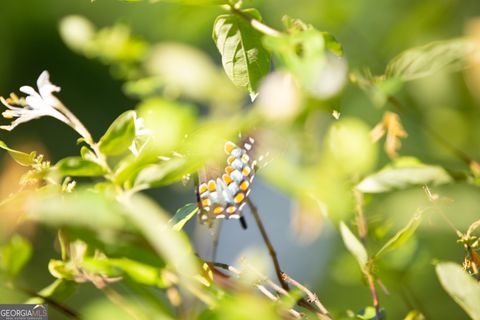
211, 262, 302, 319
5, 282, 80, 319
282, 273, 331, 318
366, 273, 381, 320
353, 191, 380, 320
246, 199, 332, 319
354, 190, 368, 244
224, 4, 283, 37
246, 198, 289, 291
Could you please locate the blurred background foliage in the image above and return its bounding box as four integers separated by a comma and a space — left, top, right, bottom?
1, 0, 480, 319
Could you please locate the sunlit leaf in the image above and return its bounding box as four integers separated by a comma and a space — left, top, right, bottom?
48, 259, 75, 280
0, 140, 37, 166
356, 157, 452, 193
0, 235, 32, 277
82, 257, 168, 287
134, 158, 189, 189
55, 157, 106, 177
339, 221, 368, 273
325, 118, 377, 175
98, 110, 137, 156
404, 310, 425, 320
213, 8, 270, 100
120, 194, 202, 293
169, 204, 198, 231
386, 38, 477, 81
436, 262, 480, 320
375, 211, 422, 258
27, 188, 128, 232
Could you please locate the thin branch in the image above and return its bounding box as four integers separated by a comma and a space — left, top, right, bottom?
224, 4, 283, 37
353, 190, 380, 319
366, 272, 381, 320
246, 198, 289, 291
354, 189, 368, 244
282, 273, 331, 318
211, 262, 302, 319
5, 282, 80, 319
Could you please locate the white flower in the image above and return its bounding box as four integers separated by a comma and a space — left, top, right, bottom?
129, 113, 152, 156
1, 70, 70, 131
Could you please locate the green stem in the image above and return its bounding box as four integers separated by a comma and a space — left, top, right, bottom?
224, 4, 282, 37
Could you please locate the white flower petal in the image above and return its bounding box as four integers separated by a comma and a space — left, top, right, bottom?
19, 86, 40, 97
25, 95, 48, 110
37, 71, 51, 90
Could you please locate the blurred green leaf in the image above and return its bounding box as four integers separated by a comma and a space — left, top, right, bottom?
385, 38, 476, 81
98, 110, 136, 156
339, 222, 368, 273
436, 262, 480, 320
137, 98, 197, 155
264, 28, 346, 99
0, 140, 37, 166
120, 0, 223, 3
213, 8, 270, 99
48, 259, 75, 280
321, 31, 343, 56
357, 306, 385, 319
80, 146, 97, 162
134, 158, 189, 189
375, 211, 422, 259
25, 279, 78, 304
356, 157, 452, 193
27, 188, 128, 232
120, 194, 202, 293
169, 204, 198, 231
83, 257, 168, 287
0, 235, 32, 277
404, 310, 425, 320
217, 294, 278, 320
325, 118, 377, 176
55, 157, 106, 177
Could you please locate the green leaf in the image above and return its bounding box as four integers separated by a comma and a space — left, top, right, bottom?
169, 204, 198, 231
48, 259, 75, 280
339, 221, 368, 273
83, 257, 168, 287
25, 279, 77, 304
134, 158, 189, 188
0, 140, 37, 166
263, 28, 346, 99
98, 110, 137, 156
404, 310, 425, 320
357, 306, 386, 320
27, 188, 128, 233
356, 157, 452, 193
386, 38, 476, 81
375, 211, 422, 258
213, 8, 271, 100
321, 31, 343, 56
0, 235, 32, 277
119, 0, 223, 3
120, 194, 201, 288
436, 262, 480, 320
56, 157, 106, 177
